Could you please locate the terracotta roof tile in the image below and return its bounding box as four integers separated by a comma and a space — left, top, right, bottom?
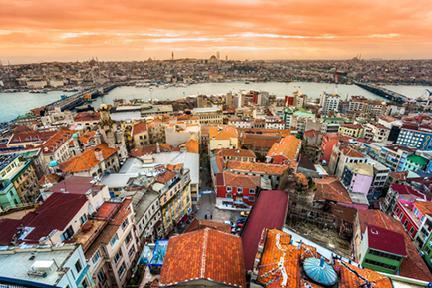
313, 177, 352, 204
223, 171, 260, 188
59, 144, 117, 173
227, 160, 289, 176
133, 121, 147, 136
160, 228, 246, 287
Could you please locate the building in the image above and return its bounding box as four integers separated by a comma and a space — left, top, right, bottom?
358, 225, 407, 274
380, 183, 427, 214
151, 167, 192, 234
215, 148, 256, 162
396, 124, 432, 150
132, 189, 163, 242
0, 154, 39, 210
160, 228, 246, 287
215, 171, 261, 206
321, 92, 341, 115
364, 123, 390, 143
328, 144, 368, 177
393, 199, 432, 242
40, 129, 75, 173
74, 198, 139, 288
338, 123, 364, 138
378, 144, 413, 172
403, 154, 428, 172
60, 144, 119, 178
131, 121, 150, 147
266, 135, 301, 165
208, 126, 239, 151
226, 161, 289, 190
341, 163, 374, 196
240, 190, 289, 272
353, 209, 432, 281
0, 244, 93, 288
191, 107, 223, 125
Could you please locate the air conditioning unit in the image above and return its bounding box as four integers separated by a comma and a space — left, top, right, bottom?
28, 260, 56, 277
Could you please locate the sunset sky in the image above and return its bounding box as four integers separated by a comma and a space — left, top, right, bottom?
0, 0, 431, 63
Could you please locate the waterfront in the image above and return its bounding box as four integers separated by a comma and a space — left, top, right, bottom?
1, 82, 431, 123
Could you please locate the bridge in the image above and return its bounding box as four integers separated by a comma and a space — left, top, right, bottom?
45, 83, 119, 112
354, 82, 409, 104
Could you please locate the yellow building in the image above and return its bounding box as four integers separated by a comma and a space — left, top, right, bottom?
208, 126, 239, 151
338, 123, 364, 138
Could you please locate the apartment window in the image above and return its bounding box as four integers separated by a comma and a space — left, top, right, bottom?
81, 278, 89, 288
118, 262, 126, 278
92, 251, 101, 264
125, 232, 132, 245
128, 245, 136, 258
249, 188, 255, 195
97, 271, 106, 283
237, 187, 243, 194
114, 250, 123, 264
75, 260, 82, 273
80, 214, 88, 225
61, 225, 75, 241
110, 233, 119, 247
121, 218, 129, 230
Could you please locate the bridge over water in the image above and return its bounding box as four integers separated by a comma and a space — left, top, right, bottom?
354, 82, 409, 103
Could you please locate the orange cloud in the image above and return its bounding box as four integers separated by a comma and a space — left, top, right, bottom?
0, 0, 431, 63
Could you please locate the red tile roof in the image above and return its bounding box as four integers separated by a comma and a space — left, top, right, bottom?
223, 171, 260, 188
60, 144, 117, 173
0, 219, 22, 245
155, 170, 177, 184
267, 135, 301, 161
42, 129, 74, 153
414, 200, 432, 216
226, 160, 289, 175
366, 225, 407, 256
314, 177, 352, 204
216, 148, 256, 159
160, 228, 246, 288
390, 183, 425, 199
74, 111, 100, 122
184, 219, 231, 234
241, 190, 289, 271
133, 121, 147, 136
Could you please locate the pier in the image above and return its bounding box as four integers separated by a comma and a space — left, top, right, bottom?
354, 82, 409, 103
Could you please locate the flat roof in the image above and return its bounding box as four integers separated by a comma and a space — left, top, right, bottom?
0, 245, 77, 286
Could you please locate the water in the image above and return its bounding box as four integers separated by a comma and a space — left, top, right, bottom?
1, 82, 431, 123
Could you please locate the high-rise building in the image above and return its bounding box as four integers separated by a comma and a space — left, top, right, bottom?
321, 92, 341, 115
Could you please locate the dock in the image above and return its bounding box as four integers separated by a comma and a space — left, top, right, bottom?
354, 82, 409, 103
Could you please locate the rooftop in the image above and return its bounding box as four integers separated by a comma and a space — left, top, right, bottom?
49, 176, 103, 195
367, 225, 407, 256
0, 245, 79, 286
314, 177, 352, 204
59, 144, 117, 173
160, 228, 246, 288
227, 160, 288, 175
241, 190, 289, 271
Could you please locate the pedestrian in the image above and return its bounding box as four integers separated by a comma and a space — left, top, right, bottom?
205, 214, 207, 219
210, 214, 213, 219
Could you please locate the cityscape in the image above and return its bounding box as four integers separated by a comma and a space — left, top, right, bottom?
1, 0, 432, 288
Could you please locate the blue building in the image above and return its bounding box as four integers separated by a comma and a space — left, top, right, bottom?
396, 125, 432, 151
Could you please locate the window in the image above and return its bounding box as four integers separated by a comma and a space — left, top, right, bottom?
118, 262, 126, 278
110, 233, 119, 247
81, 278, 89, 288
114, 250, 123, 264
128, 245, 136, 258
97, 271, 106, 283
92, 251, 101, 264
75, 260, 82, 273
249, 188, 255, 195
121, 218, 129, 230
125, 232, 132, 245
80, 214, 88, 225
237, 187, 243, 194
61, 225, 75, 241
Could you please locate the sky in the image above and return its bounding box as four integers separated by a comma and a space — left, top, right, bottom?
0, 0, 431, 63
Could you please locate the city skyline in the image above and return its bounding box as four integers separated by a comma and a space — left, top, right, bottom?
1, 0, 432, 64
